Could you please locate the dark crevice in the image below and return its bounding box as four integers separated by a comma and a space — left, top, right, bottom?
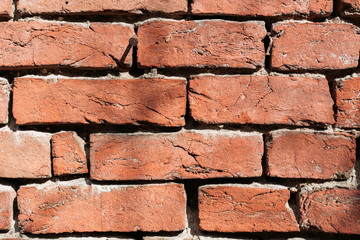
326, 76, 339, 128
184, 180, 200, 236
261, 133, 269, 178
12, 0, 21, 21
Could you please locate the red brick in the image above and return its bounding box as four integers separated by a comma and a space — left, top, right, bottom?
192, 0, 332, 18
17, 183, 186, 234
189, 75, 334, 126
271, 22, 360, 71
338, 0, 360, 17
199, 185, 299, 232
266, 131, 356, 179
52, 131, 87, 176
335, 76, 360, 128
0, 0, 12, 18
0, 21, 133, 69
137, 20, 266, 69
299, 189, 360, 234
17, 0, 187, 16
0, 79, 10, 124
0, 187, 16, 231
90, 131, 263, 181
0, 131, 51, 179
13, 77, 186, 126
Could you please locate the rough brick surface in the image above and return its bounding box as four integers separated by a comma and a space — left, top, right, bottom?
0, 131, 51, 179
338, 0, 360, 17
17, 184, 186, 234
0, 0, 12, 18
271, 22, 360, 71
137, 20, 266, 69
90, 131, 263, 181
0, 188, 16, 231
192, 0, 332, 17
189, 75, 334, 126
199, 185, 299, 232
13, 78, 186, 126
17, 0, 187, 15
335, 76, 360, 128
0, 79, 10, 124
52, 131, 87, 176
0, 21, 134, 69
266, 131, 356, 179
299, 189, 360, 234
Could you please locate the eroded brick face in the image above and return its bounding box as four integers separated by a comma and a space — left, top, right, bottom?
17, 0, 188, 16
271, 22, 360, 71
13, 78, 187, 126
0, 0, 12, 18
17, 184, 186, 234
0, 189, 16, 231
299, 189, 360, 234
266, 131, 356, 179
0, 21, 134, 69
189, 75, 334, 126
199, 185, 300, 232
137, 20, 266, 69
338, 0, 360, 17
192, 0, 333, 17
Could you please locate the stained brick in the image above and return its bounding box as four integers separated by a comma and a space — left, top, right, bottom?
0, 78, 10, 124
271, 22, 360, 71
90, 131, 263, 181
266, 131, 356, 179
13, 77, 186, 126
189, 75, 334, 126
0, 21, 133, 69
17, 184, 186, 234
137, 20, 266, 69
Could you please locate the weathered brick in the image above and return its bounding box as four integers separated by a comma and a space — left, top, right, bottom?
0, 0, 12, 18
52, 131, 87, 176
17, 183, 186, 234
90, 131, 263, 181
299, 189, 360, 234
199, 185, 299, 232
271, 22, 360, 71
338, 0, 360, 17
17, 0, 187, 16
0, 131, 51, 179
189, 75, 334, 126
192, 0, 332, 18
266, 131, 356, 179
0, 78, 10, 124
137, 20, 266, 69
335, 76, 360, 128
0, 21, 133, 69
13, 77, 186, 126
0, 187, 16, 231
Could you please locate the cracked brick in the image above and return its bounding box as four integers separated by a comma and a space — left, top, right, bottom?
266, 131, 356, 179
0, 21, 133, 69
90, 131, 263, 181
13, 77, 187, 126
17, 184, 186, 234
189, 75, 334, 126
137, 20, 266, 69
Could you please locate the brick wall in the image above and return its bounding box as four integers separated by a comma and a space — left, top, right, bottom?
0, 1, 359, 240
